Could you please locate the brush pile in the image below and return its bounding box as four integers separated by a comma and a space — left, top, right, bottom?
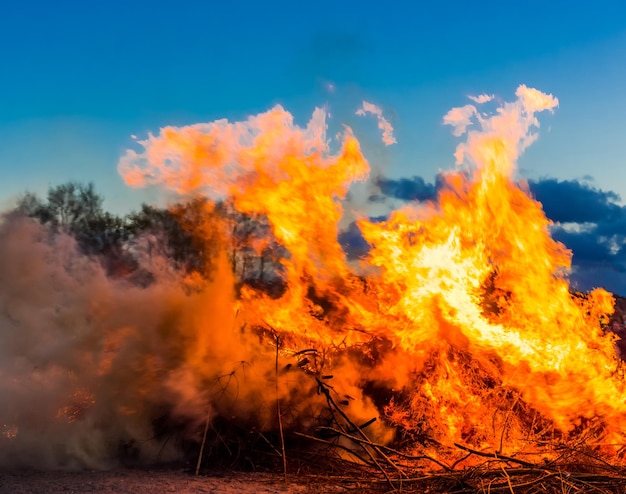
179, 310, 626, 494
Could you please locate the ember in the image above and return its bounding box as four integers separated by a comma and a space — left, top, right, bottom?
2, 87, 626, 492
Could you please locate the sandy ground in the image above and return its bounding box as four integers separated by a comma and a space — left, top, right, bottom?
0, 468, 354, 494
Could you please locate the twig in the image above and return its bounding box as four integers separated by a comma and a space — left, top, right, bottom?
293, 431, 377, 468
256, 431, 283, 459
195, 408, 211, 475
275, 333, 287, 481
451, 452, 473, 470
210, 423, 233, 456
502, 472, 557, 491
317, 426, 451, 471
549, 441, 624, 474
500, 465, 514, 494
454, 442, 536, 468
316, 377, 403, 488
498, 392, 520, 454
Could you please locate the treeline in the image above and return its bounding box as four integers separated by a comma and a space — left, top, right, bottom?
12, 182, 285, 292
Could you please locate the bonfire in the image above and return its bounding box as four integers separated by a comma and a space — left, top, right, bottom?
3, 86, 626, 493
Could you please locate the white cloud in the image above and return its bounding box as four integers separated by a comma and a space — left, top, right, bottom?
356, 101, 397, 146
468, 94, 494, 104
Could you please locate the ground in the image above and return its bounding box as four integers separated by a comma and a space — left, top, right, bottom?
0, 467, 354, 494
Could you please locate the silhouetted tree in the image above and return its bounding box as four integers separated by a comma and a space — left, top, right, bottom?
15, 182, 130, 265
216, 202, 286, 293
15, 183, 286, 292
14, 191, 45, 218
44, 182, 103, 234
126, 199, 221, 276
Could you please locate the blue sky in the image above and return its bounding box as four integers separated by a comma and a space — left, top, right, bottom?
2, 0, 626, 290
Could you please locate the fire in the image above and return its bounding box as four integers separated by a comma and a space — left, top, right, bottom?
117, 86, 626, 463
2, 85, 623, 470
356, 88, 624, 450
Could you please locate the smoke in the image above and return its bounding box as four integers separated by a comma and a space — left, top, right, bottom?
1, 102, 396, 469
0, 213, 370, 469
374, 175, 439, 202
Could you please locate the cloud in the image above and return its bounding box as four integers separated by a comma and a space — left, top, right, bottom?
342, 174, 439, 260
374, 175, 439, 202
356, 101, 397, 146
529, 177, 626, 294
339, 221, 370, 260
468, 94, 494, 104
342, 175, 440, 259
528, 178, 621, 224
339, 216, 387, 261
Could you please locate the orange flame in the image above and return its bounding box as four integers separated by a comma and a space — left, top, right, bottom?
119, 87, 625, 461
